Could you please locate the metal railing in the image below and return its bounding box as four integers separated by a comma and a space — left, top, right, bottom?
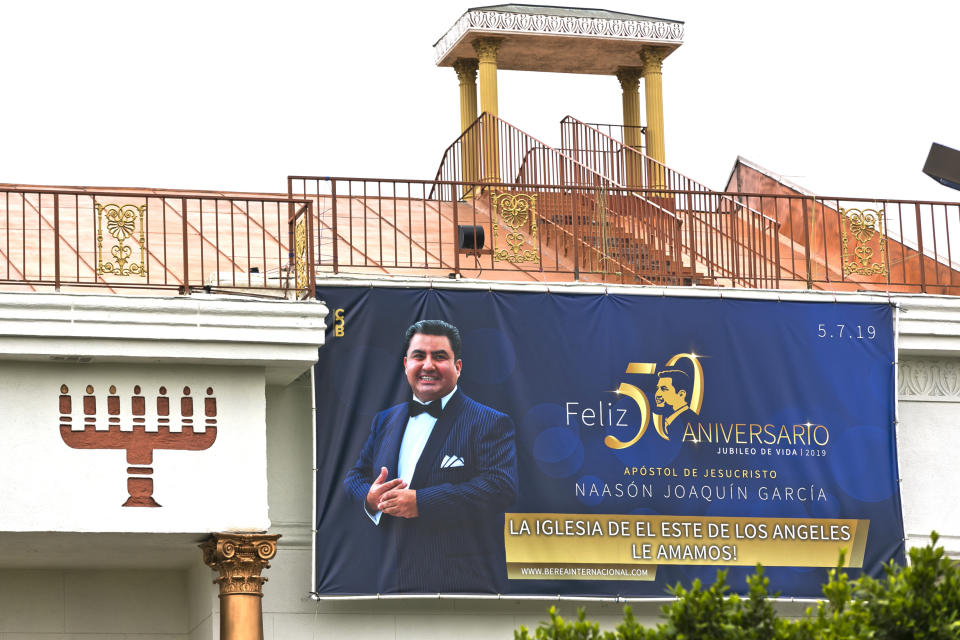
728, 192, 960, 294
573, 122, 646, 154
433, 113, 657, 196
0, 186, 315, 297
426, 113, 691, 281
288, 176, 783, 287
3, 171, 958, 296
289, 174, 960, 293
431, 113, 780, 288
559, 116, 782, 287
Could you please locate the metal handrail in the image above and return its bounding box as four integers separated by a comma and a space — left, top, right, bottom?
0, 185, 315, 297
559, 117, 782, 286
560, 116, 779, 226
290, 174, 960, 294
430, 114, 687, 281
1, 174, 946, 296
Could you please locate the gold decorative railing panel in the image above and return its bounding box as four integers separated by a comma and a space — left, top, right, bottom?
492, 192, 539, 264
840, 207, 888, 277
96, 203, 147, 277
294, 215, 308, 295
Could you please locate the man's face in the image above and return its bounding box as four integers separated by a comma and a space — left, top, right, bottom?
654, 376, 686, 412
404, 333, 462, 402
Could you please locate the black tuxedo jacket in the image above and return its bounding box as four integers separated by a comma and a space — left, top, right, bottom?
344, 390, 518, 593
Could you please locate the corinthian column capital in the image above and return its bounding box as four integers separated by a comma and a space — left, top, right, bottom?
200, 533, 280, 597
639, 47, 668, 73
453, 58, 479, 85
615, 67, 643, 92
473, 37, 502, 62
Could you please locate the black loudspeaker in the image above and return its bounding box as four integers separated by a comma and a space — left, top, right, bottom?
923, 143, 960, 192
457, 225, 485, 251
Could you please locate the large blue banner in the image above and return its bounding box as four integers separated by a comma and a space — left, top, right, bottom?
314, 286, 902, 597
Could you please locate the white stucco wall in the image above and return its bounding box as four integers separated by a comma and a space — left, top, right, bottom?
0, 291, 327, 640
0, 362, 268, 532
896, 361, 960, 554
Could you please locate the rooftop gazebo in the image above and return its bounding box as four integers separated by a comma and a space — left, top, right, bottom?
434, 4, 684, 177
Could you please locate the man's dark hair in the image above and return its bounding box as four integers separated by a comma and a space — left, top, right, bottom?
657, 368, 692, 397
404, 320, 462, 360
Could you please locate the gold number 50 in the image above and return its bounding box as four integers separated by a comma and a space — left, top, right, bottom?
604, 353, 704, 450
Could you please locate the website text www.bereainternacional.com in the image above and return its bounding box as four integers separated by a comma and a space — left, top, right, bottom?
507, 563, 658, 581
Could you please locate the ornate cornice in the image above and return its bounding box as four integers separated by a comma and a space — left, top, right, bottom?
899, 358, 960, 401
435, 10, 683, 64
201, 533, 280, 597
453, 58, 479, 83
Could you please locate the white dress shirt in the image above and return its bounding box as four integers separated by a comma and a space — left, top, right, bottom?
367, 387, 457, 524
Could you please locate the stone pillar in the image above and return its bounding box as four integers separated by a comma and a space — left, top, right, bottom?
201, 533, 280, 640
640, 47, 668, 188
454, 58, 479, 197
473, 38, 502, 184
616, 67, 644, 188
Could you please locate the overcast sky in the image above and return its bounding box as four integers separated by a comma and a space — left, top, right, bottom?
2, 1, 958, 201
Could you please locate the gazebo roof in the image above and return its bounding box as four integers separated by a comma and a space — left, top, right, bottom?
434, 4, 684, 75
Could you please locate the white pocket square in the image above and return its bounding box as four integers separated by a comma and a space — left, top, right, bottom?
441, 455, 465, 468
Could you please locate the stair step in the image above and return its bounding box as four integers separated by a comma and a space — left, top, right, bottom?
538, 198, 713, 288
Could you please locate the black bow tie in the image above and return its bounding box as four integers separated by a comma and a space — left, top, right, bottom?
408, 399, 442, 419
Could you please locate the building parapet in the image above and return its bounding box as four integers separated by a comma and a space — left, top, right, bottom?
0, 291, 327, 384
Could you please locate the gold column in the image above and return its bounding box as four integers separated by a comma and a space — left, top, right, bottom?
453, 58, 479, 197
201, 533, 280, 640
640, 47, 668, 188
473, 38, 502, 184
474, 38, 501, 116
616, 67, 644, 188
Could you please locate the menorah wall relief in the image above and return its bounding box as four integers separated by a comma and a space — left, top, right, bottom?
59, 384, 218, 507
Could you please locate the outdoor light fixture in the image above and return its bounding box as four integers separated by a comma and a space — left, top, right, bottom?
923, 143, 960, 192
457, 224, 485, 252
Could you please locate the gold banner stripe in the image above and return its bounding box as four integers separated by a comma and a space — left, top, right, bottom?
849, 519, 869, 567
505, 513, 869, 568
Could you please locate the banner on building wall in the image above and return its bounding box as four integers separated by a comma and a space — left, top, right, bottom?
313, 286, 902, 597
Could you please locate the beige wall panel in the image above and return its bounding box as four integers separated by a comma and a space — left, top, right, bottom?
0, 569, 189, 638
259, 550, 314, 616
186, 560, 217, 639
0, 634, 186, 639
187, 615, 215, 640
266, 378, 314, 527
260, 602, 664, 639
272, 612, 396, 639
64, 570, 187, 635
0, 570, 65, 633
395, 613, 519, 640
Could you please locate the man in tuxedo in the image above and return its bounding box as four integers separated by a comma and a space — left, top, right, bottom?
654, 367, 697, 432
344, 320, 518, 593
